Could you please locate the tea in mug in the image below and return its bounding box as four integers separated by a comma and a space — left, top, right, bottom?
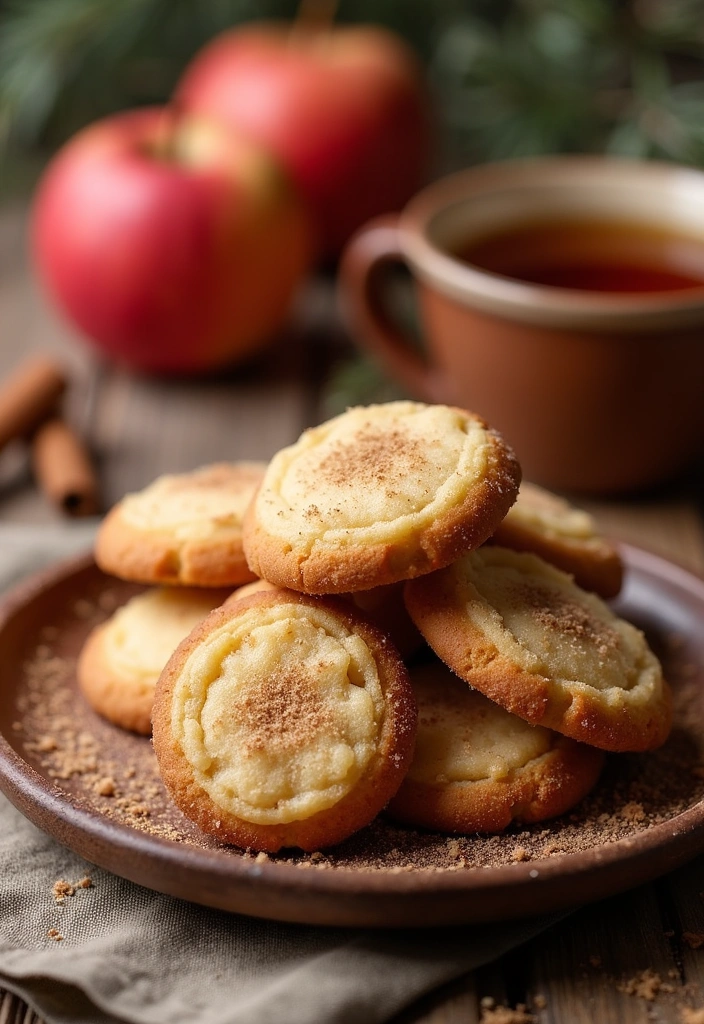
454, 218, 704, 294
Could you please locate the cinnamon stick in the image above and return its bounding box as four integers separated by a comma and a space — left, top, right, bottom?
0, 355, 67, 451
31, 417, 99, 517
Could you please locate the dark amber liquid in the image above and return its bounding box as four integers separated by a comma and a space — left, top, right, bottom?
454, 218, 704, 294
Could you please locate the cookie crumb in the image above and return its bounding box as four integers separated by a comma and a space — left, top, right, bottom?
512, 846, 528, 862
47, 928, 63, 941
52, 879, 75, 903
36, 735, 57, 752
95, 777, 116, 797
541, 842, 564, 856
446, 838, 462, 859
620, 802, 645, 823
76, 876, 93, 889
480, 1003, 535, 1023
480, 997, 495, 1010
681, 1009, 704, 1024
619, 968, 661, 1001
533, 994, 547, 1009
683, 932, 704, 949
254, 852, 269, 865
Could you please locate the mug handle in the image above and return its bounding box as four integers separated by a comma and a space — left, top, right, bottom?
338, 215, 440, 402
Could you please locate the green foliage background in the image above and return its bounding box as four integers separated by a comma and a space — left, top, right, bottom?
3, 0, 704, 190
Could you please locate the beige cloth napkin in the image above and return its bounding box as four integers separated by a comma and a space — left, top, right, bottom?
0, 525, 562, 1024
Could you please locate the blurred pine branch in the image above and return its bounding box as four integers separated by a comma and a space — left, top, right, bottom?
431, 0, 704, 166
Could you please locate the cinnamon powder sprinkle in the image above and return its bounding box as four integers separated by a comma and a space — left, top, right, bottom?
233, 670, 336, 753
47, 928, 63, 941
316, 427, 427, 491
515, 583, 618, 654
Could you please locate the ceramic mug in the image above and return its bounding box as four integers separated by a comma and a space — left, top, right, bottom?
338, 157, 704, 494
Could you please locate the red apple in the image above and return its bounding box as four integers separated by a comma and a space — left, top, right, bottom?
176, 23, 430, 255
32, 107, 313, 373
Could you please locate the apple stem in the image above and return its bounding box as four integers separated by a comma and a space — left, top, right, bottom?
291, 0, 338, 42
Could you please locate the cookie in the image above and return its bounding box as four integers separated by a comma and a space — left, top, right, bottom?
491, 481, 623, 598
243, 401, 521, 593
405, 547, 671, 752
387, 660, 605, 833
95, 462, 266, 587
152, 589, 417, 852
226, 580, 422, 658
224, 578, 279, 605
78, 586, 230, 734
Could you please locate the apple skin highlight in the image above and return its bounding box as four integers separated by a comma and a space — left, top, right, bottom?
32, 107, 313, 373
176, 24, 430, 255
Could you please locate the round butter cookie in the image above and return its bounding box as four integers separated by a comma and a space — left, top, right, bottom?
243, 401, 521, 594
153, 589, 417, 852
387, 660, 605, 833
78, 586, 230, 734
491, 482, 623, 598
226, 581, 423, 658
405, 547, 671, 752
96, 462, 266, 587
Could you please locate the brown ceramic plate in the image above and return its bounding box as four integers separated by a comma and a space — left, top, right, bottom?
0, 546, 704, 928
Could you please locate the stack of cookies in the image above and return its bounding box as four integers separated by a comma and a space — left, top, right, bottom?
78, 462, 265, 734
81, 401, 673, 854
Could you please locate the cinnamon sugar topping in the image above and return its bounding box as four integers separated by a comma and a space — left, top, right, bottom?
316, 427, 427, 489
233, 670, 336, 753
517, 581, 618, 652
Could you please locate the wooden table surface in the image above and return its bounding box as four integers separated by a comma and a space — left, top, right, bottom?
3, 204, 704, 1023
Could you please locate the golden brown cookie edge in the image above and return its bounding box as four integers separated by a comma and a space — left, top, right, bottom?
490, 516, 624, 599
95, 505, 257, 587
386, 734, 606, 833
